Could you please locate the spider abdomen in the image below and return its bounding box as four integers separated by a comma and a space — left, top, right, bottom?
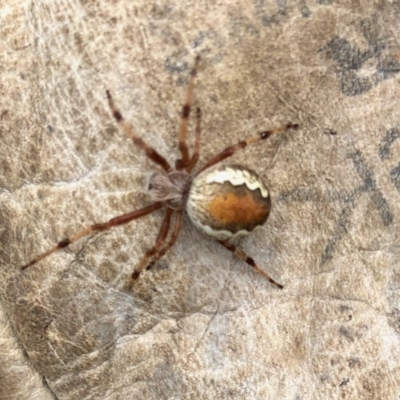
187, 164, 271, 240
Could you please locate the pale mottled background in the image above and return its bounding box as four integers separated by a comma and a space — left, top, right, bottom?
1, 1, 400, 399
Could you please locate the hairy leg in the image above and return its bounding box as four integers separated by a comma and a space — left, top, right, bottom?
218, 240, 283, 289
197, 123, 298, 175
186, 107, 202, 172
176, 56, 201, 170
106, 90, 172, 172
145, 210, 183, 272
22, 203, 163, 270
131, 208, 174, 280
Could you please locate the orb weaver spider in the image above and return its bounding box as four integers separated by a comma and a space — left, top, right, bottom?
22, 56, 298, 289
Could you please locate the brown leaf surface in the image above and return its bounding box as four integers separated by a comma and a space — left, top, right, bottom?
1, 1, 400, 399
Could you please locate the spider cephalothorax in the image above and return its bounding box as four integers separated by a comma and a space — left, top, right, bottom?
148, 171, 193, 210
22, 56, 298, 289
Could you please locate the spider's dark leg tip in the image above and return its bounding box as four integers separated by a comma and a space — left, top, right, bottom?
182, 105, 190, 119
132, 271, 140, 280
275, 282, 284, 289
21, 263, 32, 271
259, 131, 271, 139
106, 90, 123, 121
146, 262, 154, 271
58, 238, 71, 248
113, 111, 123, 122
290, 123, 299, 129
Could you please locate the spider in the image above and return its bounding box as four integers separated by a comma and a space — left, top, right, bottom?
22, 56, 298, 289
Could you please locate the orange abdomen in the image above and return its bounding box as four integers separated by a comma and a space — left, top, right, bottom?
187, 164, 271, 240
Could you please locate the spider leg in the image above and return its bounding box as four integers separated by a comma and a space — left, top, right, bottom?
186, 107, 202, 172
131, 208, 174, 280
21, 203, 163, 270
196, 123, 299, 175
176, 55, 200, 170
143, 210, 183, 272
218, 240, 283, 289
106, 91, 172, 172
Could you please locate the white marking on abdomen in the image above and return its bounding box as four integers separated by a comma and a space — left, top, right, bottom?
205, 167, 269, 198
